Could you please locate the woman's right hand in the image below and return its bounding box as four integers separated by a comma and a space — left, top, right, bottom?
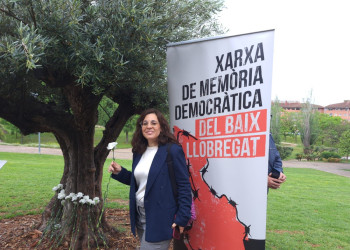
108, 161, 122, 174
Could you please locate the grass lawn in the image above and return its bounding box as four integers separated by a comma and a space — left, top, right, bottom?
0, 152, 349, 249
266, 168, 350, 249
0, 152, 131, 219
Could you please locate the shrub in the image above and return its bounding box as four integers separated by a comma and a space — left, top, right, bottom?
296, 153, 303, 161
322, 157, 341, 163
320, 151, 341, 159
276, 145, 293, 160
0, 124, 6, 141
0, 130, 4, 141
328, 158, 341, 163
305, 153, 318, 161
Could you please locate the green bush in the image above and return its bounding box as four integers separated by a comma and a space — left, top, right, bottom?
0, 128, 4, 141
328, 158, 341, 163
322, 157, 341, 163
276, 144, 293, 160
305, 153, 318, 161
295, 153, 303, 161
0, 123, 7, 141
320, 151, 341, 159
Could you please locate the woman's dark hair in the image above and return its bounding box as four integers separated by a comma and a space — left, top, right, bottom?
131, 108, 179, 154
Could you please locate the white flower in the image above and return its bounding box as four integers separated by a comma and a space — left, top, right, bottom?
76, 192, 84, 198
93, 197, 100, 204
52, 183, 64, 191
83, 195, 90, 200
91, 1, 97, 6
87, 199, 95, 205
71, 194, 78, 201
65, 193, 75, 200
107, 142, 118, 150
57, 189, 66, 200
79, 199, 87, 204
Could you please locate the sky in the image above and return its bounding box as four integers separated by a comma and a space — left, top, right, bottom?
218, 0, 350, 106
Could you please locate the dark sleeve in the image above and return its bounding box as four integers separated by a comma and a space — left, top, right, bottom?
171, 144, 192, 227
111, 167, 132, 186
268, 135, 283, 174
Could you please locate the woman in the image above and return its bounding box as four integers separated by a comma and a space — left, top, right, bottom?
108, 108, 192, 249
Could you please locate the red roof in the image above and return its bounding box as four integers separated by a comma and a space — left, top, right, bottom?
325, 100, 350, 109
279, 102, 302, 109
277, 101, 324, 109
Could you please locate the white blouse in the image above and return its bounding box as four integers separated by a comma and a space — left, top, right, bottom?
134, 146, 158, 206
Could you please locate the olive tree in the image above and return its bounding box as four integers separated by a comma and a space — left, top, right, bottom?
0, 0, 224, 248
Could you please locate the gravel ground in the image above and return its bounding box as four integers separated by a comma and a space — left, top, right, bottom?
1, 145, 349, 177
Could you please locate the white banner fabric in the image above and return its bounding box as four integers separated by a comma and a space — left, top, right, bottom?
167, 30, 274, 249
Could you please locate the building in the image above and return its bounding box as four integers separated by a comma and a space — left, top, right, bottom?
277, 100, 350, 122
324, 100, 350, 121
278, 101, 324, 114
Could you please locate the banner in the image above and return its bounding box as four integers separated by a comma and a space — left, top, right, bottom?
167, 30, 274, 249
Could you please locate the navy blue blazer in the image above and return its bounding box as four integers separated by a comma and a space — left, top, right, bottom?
268, 134, 283, 175
111, 143, 192, 242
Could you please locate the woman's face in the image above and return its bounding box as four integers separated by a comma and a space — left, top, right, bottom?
141, 113, 161, 146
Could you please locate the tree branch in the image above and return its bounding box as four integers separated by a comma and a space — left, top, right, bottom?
0, 7, 27, 25
98, 103, 112, 121
28, 1, 37, 29
0, 95, 74, 135
33, 67, 75, 88
94, 102, 134, 161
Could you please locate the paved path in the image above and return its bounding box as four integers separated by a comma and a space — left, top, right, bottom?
0, 145, 133, 160
283, 160, 350, 178
1, 145, 349, 177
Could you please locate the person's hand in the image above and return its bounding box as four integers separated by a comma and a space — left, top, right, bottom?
108, 161, 121, 174
279, 172, 286, 183
172, 223, 184, 234
268, 173, 283, 189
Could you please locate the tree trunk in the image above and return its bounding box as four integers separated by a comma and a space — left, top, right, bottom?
0, 78, 135, 248
37, 103, 133, 249
36, 128, 103, 248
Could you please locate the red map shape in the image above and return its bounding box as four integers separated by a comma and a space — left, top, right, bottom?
174, 126, 247, 249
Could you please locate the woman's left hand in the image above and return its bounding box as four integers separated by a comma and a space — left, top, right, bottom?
172, 223, 184, 234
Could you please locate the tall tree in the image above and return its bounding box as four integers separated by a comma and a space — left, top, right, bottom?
280, 111, 299, 142
339, 130, 350, 160
0, 0, 224, 248
270, 97, 282, 144
317, 113, 350, 146
123, 115, 138, 143
298, 92, 319, 153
